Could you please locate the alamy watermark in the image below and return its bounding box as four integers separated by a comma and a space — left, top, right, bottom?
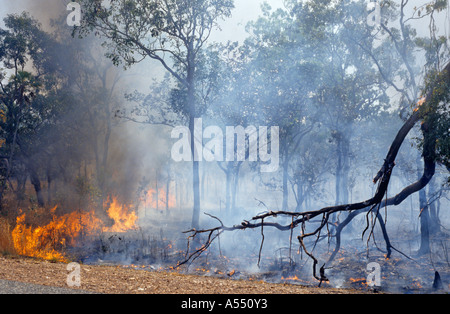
66, 1, 111, 26
67, 1, 383, 28
66, 2, 81, 27
367, 0, 382, 27
66, 262, 81, 288
171, 119, 280, 173
366, 262, 381, 287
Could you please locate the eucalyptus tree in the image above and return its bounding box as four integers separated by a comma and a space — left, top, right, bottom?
287, 0, 392, 210
179, 0, 450, 282
0, 12, 64, 209
234, 4, 321, 211
349, 0, 450, 254
76, 0, 235, 228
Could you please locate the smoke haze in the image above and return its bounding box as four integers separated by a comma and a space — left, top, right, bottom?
0, 0, 449, 293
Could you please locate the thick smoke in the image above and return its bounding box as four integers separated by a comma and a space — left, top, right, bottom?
1, 0, 169, 197
1, 0, 449, 292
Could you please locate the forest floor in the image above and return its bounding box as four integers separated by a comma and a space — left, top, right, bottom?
0, 255, 365, 294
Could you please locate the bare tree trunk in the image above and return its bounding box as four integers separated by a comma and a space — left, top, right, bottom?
47, 171, 52, 206
166, 170, 171, 214
282, 155, 289, 211
335, 133, 350, 206
294, 182, 305, 212
418, 187, 431, 255
180, 100, 436, 277
29, 167, 45, 207
225, 168, 231, 212
155, 173, 159, 212
186, 41, 201, 229
428, 177, 441, 234
231, 162, 242, 211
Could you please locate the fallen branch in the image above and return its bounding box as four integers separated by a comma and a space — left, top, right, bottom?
177, 63, 450, 282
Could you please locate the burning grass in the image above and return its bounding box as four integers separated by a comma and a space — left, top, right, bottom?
10, 196, 139, 263
0, 217, 15, 256
0, 183, 181, 266
2, 189, 449, 294
141, 188, 176, 211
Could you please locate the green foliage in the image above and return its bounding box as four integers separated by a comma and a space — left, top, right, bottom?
419, 67, 450, 182
0, 13, 78, 207
77, 0, 234, 78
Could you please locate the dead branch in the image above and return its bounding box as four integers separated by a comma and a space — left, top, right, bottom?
177, 63, 450, 282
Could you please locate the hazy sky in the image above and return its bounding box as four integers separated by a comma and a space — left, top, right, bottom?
1, 0, 447, 43
0, 0, 448, 84
214, 0, 284, 43
0, 0, 284, 37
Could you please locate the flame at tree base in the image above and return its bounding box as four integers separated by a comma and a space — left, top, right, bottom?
11, 197, 138, 263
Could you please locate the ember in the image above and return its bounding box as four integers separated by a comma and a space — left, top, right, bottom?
349, 278, 368, 287
281, 275, 300, 281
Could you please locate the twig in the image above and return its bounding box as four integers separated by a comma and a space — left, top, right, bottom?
257, 218, 265, 268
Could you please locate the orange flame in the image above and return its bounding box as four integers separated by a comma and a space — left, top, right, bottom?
282, 275, 300, 281
414, 96, 426, 112
103, 197, 138, 233
11, 197, 138, 262
142, 188, 176, 210
349, 278, 368, 287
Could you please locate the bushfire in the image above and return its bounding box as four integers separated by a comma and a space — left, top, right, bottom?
11, 196, 138, 262
141, 188, 176, 210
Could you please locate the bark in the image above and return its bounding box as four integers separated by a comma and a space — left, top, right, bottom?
166, 171, 171, 213
186, 39, 201, 230
219, 162, 242, 212
282, 144, 290, 211
47, 170, 52, 205
29, 167, 45, 207
15, 172, 27, 205
335, 132, 350, 206
189, 110, 201, 229
428, 177, 441, 234
231, 162, 242, 211
155, 174, 159, 212
282, 127, 313, 211
417, 188, 431, 255
225, 166, 231, 212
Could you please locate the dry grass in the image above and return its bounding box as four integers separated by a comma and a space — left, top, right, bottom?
0, 217, 16, 256
0, 256, 365, 294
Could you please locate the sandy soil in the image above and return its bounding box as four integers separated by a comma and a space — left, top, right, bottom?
0, 256, 364, 294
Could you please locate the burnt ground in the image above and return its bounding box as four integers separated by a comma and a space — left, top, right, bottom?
70, 222, 450, 294
3, 209, 449, 294
0, 256, 362, 294
1, 239, 448, 295
0, 279, 97, 294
